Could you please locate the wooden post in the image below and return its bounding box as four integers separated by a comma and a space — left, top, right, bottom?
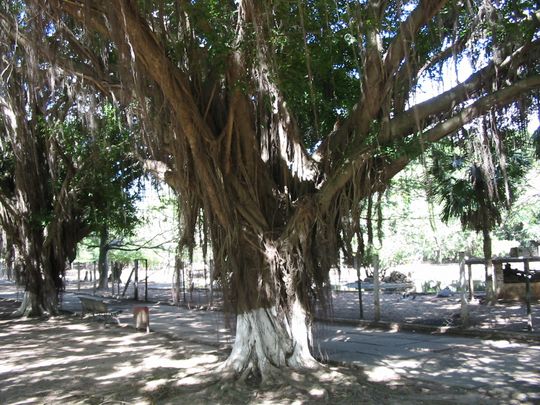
93, 261, 97, 295
188, 263, 193, 303
373, 253, 380, 322
77, 264, 80, 291
144, 259, 148, 302
524, 259, 533, 332
134, 259, 139, 301
354, 255, 364, 319
122, 267, 134, 297
173, 257, 181, 305
109, 260, 114, 289
181, 261, 186, 303
493, 262, 504, 299
467, 262, 474, 301
459, 252, 469, 327
209, 259, 214, 307
204, 260, 208, 304
116, 263, 121, 297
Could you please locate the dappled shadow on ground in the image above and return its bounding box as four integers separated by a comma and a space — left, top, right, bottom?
123, 301, 236, 347
365, 339, 540, 403
0, 298, 20, 319
0, 299, 515, 405
314, 325, 540, 404
0, 314, 223, 404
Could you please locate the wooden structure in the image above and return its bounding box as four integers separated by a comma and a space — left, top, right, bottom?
464, 256, 540, 301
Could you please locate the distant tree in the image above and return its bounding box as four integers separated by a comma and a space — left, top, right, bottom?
496, 163, 540, 245
0, 8, 142, 313
0, 81, 88, 314
428, 121, 532, 298
84, 106, 143, 289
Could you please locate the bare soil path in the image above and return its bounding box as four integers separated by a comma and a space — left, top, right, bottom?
1, 297, 539, 404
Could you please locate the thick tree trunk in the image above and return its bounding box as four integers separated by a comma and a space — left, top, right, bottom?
216, 233, 320, 382
222, 296, 318, 383
14, 249, 58, 317
98, 226, 109, 289
12, 216, 82, 317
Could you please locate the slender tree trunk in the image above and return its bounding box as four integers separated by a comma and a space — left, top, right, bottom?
98, 226, 109, 289
2, 234, 15, 281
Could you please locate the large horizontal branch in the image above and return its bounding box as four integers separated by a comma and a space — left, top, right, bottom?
380, 74, 540, 189
317, 74, 540, 213
55, 0, 232, 229
388, 39, 540, 142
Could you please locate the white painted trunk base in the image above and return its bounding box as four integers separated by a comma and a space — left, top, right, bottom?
221, 298, 318, 382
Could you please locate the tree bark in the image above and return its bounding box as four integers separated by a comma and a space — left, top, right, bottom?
14, 228, 60, 316
98, 226, 110, 289
221, 296, 317, 383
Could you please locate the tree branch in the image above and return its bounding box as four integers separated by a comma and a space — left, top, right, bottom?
388, 39, 540, 141
317, 74, 540, 213
381, 74, 540, 189
318, 0, 447, 168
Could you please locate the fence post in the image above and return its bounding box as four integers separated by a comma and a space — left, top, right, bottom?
173, 258, 181, 305
209, 259, 214, 307
373, 253, 380, 322
354, 255, 363, 319
144, 259, 148, 302
467, 262, 474, 301
93, 261, 96, 295
525, 259, 533, 332
459, 252, 469, 327
134, 259, 139, 301
181, 261, 186, 303
77, 264, 80, 291
188, 263, 193, 303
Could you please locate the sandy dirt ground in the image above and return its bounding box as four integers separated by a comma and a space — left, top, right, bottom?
0, 298, 524, 405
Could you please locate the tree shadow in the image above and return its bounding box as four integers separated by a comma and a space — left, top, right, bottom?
1, 299, 502, 405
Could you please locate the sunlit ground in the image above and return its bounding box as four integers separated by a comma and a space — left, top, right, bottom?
0, 290, 538, 404
0, 314, 225, 404
1, 309, 525, 405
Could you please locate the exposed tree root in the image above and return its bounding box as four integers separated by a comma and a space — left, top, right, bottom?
218, 303, 321, 386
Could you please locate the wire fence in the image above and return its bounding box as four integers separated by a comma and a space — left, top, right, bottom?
2, 258, 538, 334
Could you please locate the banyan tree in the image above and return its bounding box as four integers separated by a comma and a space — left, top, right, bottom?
1, 0, 539, 380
